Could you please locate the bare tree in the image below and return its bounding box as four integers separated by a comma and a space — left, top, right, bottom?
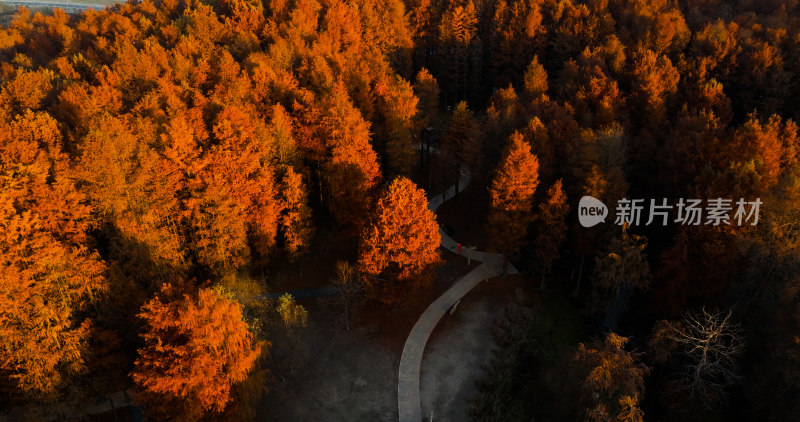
650, 308, 745, 408
333, 261, 363, 331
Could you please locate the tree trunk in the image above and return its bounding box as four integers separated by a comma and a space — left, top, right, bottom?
540, 270, 546, 290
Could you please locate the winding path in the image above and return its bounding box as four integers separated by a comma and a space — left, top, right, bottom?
0, 168, 515, 422
397, 171, 517, 422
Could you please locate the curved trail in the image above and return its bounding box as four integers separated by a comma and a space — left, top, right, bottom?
1, 168, 516, 422
397, 171, 517, 422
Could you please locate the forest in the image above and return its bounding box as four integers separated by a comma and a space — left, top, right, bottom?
0, 0, 799, 420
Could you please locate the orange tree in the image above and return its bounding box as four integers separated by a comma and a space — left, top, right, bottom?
0, 110, 106, 403
487, 131, 540, 264
131, 282, 264, 421
534, 179, 569, 288
574, 333, 649, 422
359, 177, 441, 304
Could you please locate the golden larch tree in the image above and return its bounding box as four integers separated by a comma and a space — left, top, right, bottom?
575, 333, 649, 422
487, 131, 539, 263
437, 0, 478, 103
534, 179, 569, 288
75, 114, 183, 286
441, 100, 482, 171
485, 86, 525, 158
209, 105, 282, 265
629, 48, 679, 130
359, 177, 440, 303
132, 282, 264, 422
0, 110, 106, 402
731, 113, 798, 190
376, 74, 420, 177
487, 0, 545, 88
413, 67, 440, 125
523, 55, 548, 100
321, 83, 382, 231
593, 225, 651, 296
0, 68, 54, 112
278, 166, 314, 261
0, 199, 102, 401
184, 172, 251, 276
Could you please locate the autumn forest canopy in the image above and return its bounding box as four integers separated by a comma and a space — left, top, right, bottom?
1, 0, 800, 420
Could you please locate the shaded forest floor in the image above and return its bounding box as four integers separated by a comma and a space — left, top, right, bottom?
434, 183, 491, 252
265, 227, 355, 292
420, 273, 530, 422
258, 251, 476, 421
258, 265, 584, 422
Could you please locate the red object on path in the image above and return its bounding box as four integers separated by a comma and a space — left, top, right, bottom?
458, 243, 462, 254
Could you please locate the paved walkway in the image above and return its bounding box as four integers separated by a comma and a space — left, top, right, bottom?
397, 171, 517, 422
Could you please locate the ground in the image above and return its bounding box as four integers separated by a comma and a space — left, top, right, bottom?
258, 301, 399, 422
257, 251, 534, 422
266, 227, 355, 292
420, 273, 531, 422
258, 253, 479, 422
